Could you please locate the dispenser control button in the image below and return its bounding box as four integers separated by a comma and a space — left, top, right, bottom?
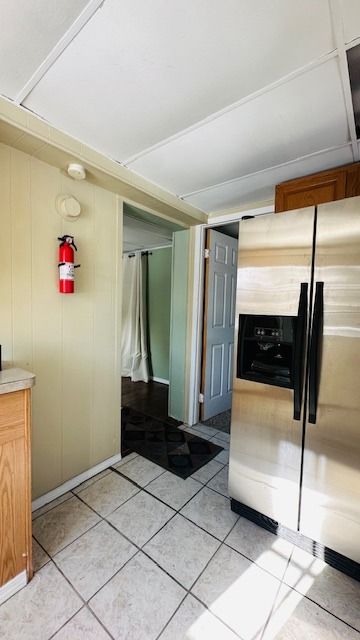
254, 326, 283, 339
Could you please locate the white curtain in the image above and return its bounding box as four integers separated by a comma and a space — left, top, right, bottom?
121, 253, 150, 382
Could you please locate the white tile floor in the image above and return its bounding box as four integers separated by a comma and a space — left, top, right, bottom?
1, 435, 360, 639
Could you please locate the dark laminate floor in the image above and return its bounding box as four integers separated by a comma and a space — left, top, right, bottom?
121, 406, 223, 478
121, 377, 181, 426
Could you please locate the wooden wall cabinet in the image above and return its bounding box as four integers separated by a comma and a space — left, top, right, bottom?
275, 162, 360, 213
0, 370, 35, 604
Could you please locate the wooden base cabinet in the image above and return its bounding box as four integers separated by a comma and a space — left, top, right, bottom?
0, 371, 35, 604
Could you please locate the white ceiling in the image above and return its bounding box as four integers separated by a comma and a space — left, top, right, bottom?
1, 0, 360, 214
0, 0, 90, 98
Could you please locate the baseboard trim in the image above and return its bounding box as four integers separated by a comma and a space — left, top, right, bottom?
32, 453, 122, 512
151, 376, 169, 385
230, 498, 360, 582
0, 570, 27, 606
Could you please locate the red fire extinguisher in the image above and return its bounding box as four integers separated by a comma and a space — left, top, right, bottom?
58, 235, 80, 294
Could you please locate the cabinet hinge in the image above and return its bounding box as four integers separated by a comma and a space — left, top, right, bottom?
199, 393, 204, 404
204, 248, 210, 259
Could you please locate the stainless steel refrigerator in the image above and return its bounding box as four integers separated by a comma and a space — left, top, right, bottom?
229, 196, 360, 570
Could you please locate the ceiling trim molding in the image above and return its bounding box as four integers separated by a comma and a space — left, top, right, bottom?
180, 142, 353, 199
14, 0, 105, 105
124, 49, 338, 166
345, 36, 360, 50
329, 0, 360, 161
0, 97, 207, 226
209, 203, 274, 224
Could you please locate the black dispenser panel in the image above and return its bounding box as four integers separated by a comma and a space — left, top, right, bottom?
237, 314, 297, 389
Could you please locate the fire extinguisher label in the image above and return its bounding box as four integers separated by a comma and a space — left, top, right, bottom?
59, 262, 74, 280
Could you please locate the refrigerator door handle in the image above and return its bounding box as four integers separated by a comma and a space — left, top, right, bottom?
308, 281, 324, 424
293, 282, 308, 420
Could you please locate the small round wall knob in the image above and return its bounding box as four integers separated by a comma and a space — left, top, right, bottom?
56, 195, 81, 221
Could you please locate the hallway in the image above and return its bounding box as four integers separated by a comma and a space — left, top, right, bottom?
122, 378, 178, 425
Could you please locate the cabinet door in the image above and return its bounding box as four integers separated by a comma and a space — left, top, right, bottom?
0, 391, 29, 587
275, 168, 347, 212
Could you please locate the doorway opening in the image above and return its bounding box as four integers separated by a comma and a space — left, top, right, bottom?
120, 204, 224, 477
121, 203, 180, 424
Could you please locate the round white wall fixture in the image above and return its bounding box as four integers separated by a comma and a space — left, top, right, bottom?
56, 195, 81, 221
67, 163, 86, 180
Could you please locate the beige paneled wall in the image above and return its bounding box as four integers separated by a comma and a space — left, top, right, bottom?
0, 143, 122, 499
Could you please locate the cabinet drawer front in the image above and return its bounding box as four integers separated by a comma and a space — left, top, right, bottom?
0, 392, 25, 445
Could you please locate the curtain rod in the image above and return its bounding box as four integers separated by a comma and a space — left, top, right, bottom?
127, 251, 152, 258
123, 243, 172, 256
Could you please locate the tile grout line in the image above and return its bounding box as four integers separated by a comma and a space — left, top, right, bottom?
31, 474, 217, 603
34, 504, 242, 640
110, 467, 226, 545
46, 558, 118, 640
33, 464, 239, 638
35, 462, 290, 590
26, 455, 360, 638
35, 464, 206, 570
153, 497, 242, 639
32, 492, 75, 521
47, 602, 115, 640
33, 515, 103, 562
257, 541, 294, 640
154, 515, 245, 640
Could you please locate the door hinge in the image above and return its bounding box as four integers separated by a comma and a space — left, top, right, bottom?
204, 248, 210, 259
199, 393, 204, 404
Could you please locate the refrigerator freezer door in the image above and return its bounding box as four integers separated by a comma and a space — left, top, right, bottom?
229, 207, 314, 529
300, 197, 360, 562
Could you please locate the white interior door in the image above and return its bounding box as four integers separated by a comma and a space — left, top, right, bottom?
202, 229, 238, 420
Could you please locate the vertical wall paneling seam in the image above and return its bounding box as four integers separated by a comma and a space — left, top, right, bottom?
29, 157, 34, 373
115, 197, 123, 451
329, 0, 360, 161
60, 168, 65, 485
90, 184, 96, 466
9, 148, 14, 365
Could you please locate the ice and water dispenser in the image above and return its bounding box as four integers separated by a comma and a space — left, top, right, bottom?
237, 315, 297, 389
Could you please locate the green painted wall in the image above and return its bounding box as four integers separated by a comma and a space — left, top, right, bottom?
147, 248, 172, 381
169, 230, 189, 421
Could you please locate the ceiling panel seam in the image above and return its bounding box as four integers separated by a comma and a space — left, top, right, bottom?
179, 142, 353, 199
329, 0, 359, 161
345, 36, 360, 50
124, 49, 338, 166
15, 0, 105, 105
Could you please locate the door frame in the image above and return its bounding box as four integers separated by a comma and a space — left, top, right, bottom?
185, 203, 274, 426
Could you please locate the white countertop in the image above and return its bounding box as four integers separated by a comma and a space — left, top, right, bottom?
0, 368, 36, 395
